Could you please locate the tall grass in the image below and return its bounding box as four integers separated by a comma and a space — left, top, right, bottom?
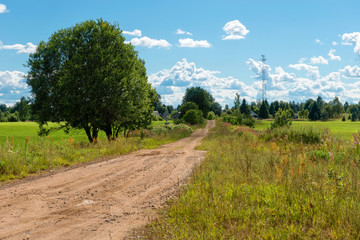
144, 120, 360, 239
0, 124, 193, 182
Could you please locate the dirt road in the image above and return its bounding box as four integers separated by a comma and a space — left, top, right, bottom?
0, 120, 215, 240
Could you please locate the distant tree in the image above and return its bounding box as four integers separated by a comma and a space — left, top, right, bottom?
18, 97, 30, 122
224, 104, 229, 111
270, 108, 293, 129
320, 109, 329, 121
344, 101, 349, 112
352, 113, 357, 122
304, 99, 314, 111
240, 99, 250, 115
183, 109, 203, 125
210, 102, 222, 116
234, 93, 241, 109
269, 103, 275, 116
329, 97, 343, 118
0, 104, 7, 112
316, 96, 324, 110
258, 101, 269, 119
309, 102, 320, 121
27, 19, 155, 142
179, 102, 198, 118
298, 109, 309, 119
182, 87, 213, 118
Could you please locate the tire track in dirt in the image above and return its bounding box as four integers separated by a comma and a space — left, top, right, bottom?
0, 120, 215, 240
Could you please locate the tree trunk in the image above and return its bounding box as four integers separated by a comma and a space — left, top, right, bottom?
84, 124, 93, 143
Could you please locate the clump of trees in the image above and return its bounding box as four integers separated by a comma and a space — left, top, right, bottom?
0, 97, 31, 122
174, 87, 222, 125
26, 19, 156, 142
222, 93, 255, 128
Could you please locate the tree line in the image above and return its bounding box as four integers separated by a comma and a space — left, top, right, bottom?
225, 95, 353, 121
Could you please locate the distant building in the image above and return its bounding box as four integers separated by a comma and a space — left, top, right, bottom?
250, 110, 258, 118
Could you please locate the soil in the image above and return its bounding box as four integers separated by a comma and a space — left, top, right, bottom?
0, 120, 215, 240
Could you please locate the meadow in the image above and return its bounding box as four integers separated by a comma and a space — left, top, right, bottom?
143, 119, 360, 239
255, 119, 360, 140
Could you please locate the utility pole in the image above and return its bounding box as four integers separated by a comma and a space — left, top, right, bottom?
261, 54, 267, 102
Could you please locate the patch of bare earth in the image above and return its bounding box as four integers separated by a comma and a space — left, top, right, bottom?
0, 120, 215, 240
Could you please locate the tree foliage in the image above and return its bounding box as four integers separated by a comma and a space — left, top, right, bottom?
182, 87, 213, 118
270, 108, 293, 129
179, 102, 198, 118
27, 19, 156, 142
259, 101, 269, 119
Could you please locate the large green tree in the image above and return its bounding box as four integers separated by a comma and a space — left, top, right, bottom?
182, 87, 213, 118
27, 19, 156, 142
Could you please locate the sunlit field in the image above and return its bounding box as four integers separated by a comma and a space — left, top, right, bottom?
143, 119, 360, 239
255, 119, 360, 140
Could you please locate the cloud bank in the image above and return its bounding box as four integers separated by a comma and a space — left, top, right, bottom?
149, 58, 360, 107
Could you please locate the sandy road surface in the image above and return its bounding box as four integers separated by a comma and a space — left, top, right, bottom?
0, 120, 215, 240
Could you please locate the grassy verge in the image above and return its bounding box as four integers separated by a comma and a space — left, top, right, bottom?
144, 119, 360, 239
0, 123, 194, 182
254, 119, 360, 140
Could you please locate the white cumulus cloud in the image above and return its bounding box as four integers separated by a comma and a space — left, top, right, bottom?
222, 20, 249, 40
332, 41, 338, 46
342, 32, 360, 55
149, 58, 256, 106
0, 70, 27, 89
127, 36, 171, 48
339, 65, 360, 78
328, 49, 341, 61
0, 3, 8, 13
176, 29, 192, 35
178, 38, 211, 48
0, 41, 37, 54
123, 29, 142, 37
149, 59, 360, 107
310, 56, 328, 65
288, 63, 320, 80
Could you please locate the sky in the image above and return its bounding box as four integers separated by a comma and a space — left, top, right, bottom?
1, 0, 360, 107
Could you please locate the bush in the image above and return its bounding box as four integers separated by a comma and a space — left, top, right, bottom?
8, 113, 18, 122
207, 111, 216, 120
243, 116, 255, 128
342, 116, 346, 121
183, 109, 204, 125
270, 109, 292, 129
179, 102, 198, 118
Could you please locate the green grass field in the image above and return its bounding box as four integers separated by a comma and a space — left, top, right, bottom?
143, 119, 360, 239
0, 120, 175, 146
254, 119, 360, 140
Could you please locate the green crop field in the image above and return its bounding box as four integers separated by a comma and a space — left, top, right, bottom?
254, 119, 360, 140
0, 122, 105, 146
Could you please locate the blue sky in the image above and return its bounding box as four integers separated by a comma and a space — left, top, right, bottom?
1, 0, 360, 106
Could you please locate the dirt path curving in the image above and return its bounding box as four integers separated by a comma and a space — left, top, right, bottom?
0, 120, 215, 240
